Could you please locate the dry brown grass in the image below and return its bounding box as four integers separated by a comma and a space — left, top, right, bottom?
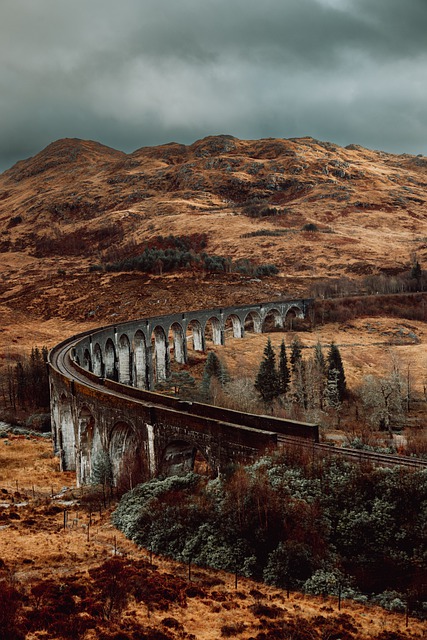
0, 136, 426, 637
0, 436, 426, 639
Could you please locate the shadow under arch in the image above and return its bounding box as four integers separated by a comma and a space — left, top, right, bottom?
224, 313, 243, 338
83, 348, 92, 372
104, 338, 118, 381
204, 315, 222, 345
186, 319, 204, 352
262, 308, 283, 332
170, 321, 186, 363
160, 440, 214, 478
244, 310, 262, 333
284, 305, 304, 330
108, 420, 146, 494
152, 325, 169, 382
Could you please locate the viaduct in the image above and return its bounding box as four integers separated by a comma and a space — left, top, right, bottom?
48, 298, 319, 489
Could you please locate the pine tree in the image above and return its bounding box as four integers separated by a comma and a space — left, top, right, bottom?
290, 336, 303, 374
156, 371, 196, 397
15, 362, 26, 406
293, 359, 307, 409
203, 351, 223, 380
201, 351, 229, 399
313, 340, 327, 410
410, 259, 422, 290
314, 340, 326, 374
90, 451, 113, 505
255, 338, 280, 404
278, 340, 290, 396
326, 342, 346, 402
324, 367, 341, 410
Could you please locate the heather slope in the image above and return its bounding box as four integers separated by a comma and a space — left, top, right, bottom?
0, 135, 426, 281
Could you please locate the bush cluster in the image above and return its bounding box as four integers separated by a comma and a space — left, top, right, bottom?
242, 203, 281, 218
113, 456, 427, 613
90, 233, 279, 278
34, 224, 124, 257
241, 229, 293, 238
0, 557, 187, 639
312, 292, 427, 325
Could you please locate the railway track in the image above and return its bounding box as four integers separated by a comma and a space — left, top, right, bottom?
277, 435, 427, 470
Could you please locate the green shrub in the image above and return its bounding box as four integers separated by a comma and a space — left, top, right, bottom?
301, 222, 318, 232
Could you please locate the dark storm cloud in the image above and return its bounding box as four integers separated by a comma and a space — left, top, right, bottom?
1, 0, 426, 171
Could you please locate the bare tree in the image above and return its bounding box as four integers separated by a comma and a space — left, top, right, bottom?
360, 368, 406, 435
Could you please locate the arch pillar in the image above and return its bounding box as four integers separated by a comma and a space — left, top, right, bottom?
118, 334, 132, 385
153, 326, 170, 382
171, 323, 187, 364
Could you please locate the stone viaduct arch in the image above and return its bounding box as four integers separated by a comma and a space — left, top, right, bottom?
49, 298, 317, 488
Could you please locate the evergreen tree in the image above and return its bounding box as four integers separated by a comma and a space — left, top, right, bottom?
201, 351, 229, 399
278, 340, 290, 396
324, 367, 341, 410
290, 336, 303, 374
203, 351, 223, 380
156, 371, 196, 398
293, 359, 307, 409
326, 342, 346, 402
15, 362, 26, 406
91, 451, 114, 505
312, 340, 327, 410
410, 259, 422, 290
12, 346, 50, 409
314, 340, 326, 374
254, 338, 280, 404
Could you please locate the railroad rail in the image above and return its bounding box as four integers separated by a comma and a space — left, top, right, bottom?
277, 435, 427, 470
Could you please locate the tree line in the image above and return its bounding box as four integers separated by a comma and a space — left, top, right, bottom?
254, 337, 346, 412
0, 347, 50, 416
89, 232, 278, 278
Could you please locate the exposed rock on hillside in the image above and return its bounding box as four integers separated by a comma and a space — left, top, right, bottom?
0, 134, 426, 336
0, 136, 426, 270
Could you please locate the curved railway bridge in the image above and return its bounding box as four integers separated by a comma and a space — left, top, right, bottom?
48, 298, 426, 489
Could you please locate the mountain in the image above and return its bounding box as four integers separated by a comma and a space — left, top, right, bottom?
1, 134, 426, 270
0, 135, 426, 348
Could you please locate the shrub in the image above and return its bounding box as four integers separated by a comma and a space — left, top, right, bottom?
254, 264, 279, 277
241, 229, 292, 238
7, 215, 22, 227
301, 222, 318, 232
0, 580, 24, 640
242, 203, 281, 218
221, 621, 246, 636
372, 590, 406, 612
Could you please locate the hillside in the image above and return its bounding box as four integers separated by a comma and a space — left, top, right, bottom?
0, 137, 427, 638
1, 136, 426, 279
0, 135, 426, 356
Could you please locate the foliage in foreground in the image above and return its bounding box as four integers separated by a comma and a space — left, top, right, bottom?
113, 455, 427, 613
0, 557, 187, 639
1, 557, 421, 640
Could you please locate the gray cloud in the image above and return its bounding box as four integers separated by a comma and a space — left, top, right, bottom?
1, 0, 426, 171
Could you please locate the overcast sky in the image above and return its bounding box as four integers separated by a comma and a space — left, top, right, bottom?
1, 0, 426, 171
